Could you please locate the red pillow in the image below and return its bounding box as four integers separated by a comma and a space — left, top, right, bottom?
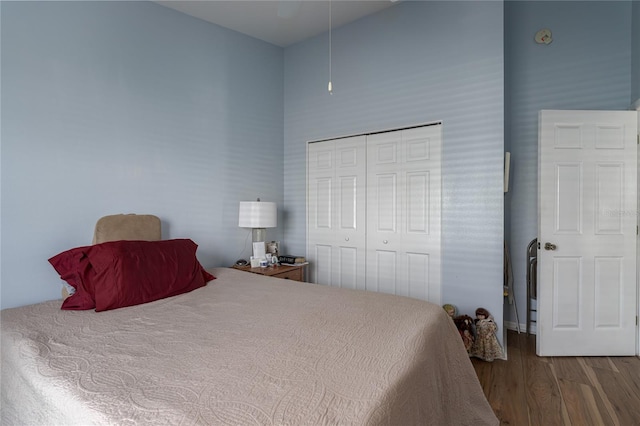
49, 245, 97, 310
49, 239, 215, 311
86, 239, 214, 312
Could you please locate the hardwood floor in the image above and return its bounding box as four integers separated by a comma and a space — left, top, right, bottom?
472, 330, 640, 425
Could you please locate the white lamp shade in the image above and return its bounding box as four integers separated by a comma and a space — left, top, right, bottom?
238, 201, 277, 228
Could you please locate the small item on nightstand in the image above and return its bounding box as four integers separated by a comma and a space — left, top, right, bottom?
259, 259, 268, 268
266, 241, 279, 257
234, 259, 248, 267
250, 257, 261, 268
279, 255, 306, 265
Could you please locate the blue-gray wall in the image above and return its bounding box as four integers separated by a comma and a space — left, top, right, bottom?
283, 1, 505, 336
3, 0, 637, 343
0, 1, 284, 309
505, 0, 633, 326
633, 0, 640, 105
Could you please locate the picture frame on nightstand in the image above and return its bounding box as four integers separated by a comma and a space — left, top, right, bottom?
266, 241, 279, 257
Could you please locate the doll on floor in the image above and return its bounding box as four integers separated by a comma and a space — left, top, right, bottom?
470, 307, 503, 362
442, 304, 457, 319
443, 304, 475, 354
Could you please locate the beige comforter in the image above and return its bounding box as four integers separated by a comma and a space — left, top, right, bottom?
1, 267, 498, 425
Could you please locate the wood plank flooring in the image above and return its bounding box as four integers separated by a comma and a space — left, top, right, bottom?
472, 330, 640, 425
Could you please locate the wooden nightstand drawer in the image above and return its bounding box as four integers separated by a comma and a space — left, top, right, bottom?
232, 264, 306, 282
272, 268, 303, 281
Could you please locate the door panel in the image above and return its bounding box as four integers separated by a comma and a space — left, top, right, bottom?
375, 250, 397, 295
338, 246, 358, 290
555, 163, 582, 233
552, 257, 581, 328
594, 256, 622, 327
367, 125, 441, 304
406, 171, 429, 234
595, 163, 623, 234
315, 178, 333, 229
308, 125, 441, 304
308, 136, 366, 290
313, 244, 332, 286
407, 252, 429, 300
538, 110, 637, 356
338, 176, 357, 230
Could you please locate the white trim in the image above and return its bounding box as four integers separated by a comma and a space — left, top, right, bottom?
504, 152, 511, 193
632, 98, 640, 111
307, 120, 443, 145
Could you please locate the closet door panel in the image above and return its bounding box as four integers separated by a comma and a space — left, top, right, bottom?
402, 126, 442, 303
313, 244, 333, 286
308, 144, 334, 235
309, 124, 441, 303
372, 250, 397, 294
337, 246, 358, 290
406, 171, 429, 234
308, 143, 335, 284
338, 176, 357, 230
373, 173, 398, 233
333, 136, 367, 290
308, 136, 366, 289
367, 126, 441, 304
314, 178, 333, 229
407, 252, 430, 300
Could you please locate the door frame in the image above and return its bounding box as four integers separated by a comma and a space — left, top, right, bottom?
637, 105, 640, 357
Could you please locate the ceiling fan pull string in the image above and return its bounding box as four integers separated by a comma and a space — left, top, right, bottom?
328, 0, 333, 94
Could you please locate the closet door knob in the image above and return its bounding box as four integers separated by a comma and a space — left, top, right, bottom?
345, 237, 349, 242
383, 240, 388, 244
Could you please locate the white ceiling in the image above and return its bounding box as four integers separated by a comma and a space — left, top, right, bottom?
155, 1, 397, 47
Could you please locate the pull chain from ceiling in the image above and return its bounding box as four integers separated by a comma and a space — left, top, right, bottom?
328, 0, 333, 94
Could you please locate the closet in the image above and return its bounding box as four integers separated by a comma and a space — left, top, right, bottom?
307, 124, 442, 304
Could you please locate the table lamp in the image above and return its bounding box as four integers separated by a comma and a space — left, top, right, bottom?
238, 199, 277, 258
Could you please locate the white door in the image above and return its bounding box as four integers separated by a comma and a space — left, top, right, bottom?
366, 125, 442, 304
538, 110, 638, 356
307, 136, 366, 290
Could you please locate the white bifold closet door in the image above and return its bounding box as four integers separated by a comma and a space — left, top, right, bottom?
307, 136, 367, 290
366, 126, 442, 303
307, 125, 441, 304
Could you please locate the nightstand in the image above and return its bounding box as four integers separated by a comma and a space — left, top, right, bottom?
231, 264, 307, 282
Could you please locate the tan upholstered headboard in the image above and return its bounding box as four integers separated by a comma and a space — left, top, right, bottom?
92, 214, 161, 244
61, 214, 162, 300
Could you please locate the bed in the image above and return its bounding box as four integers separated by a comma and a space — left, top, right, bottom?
1, 215, 498, 425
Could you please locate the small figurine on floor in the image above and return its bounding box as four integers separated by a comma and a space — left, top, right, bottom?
453, 315, 475, 353
470, 307, 503, 362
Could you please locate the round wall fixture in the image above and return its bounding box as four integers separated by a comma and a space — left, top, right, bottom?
535, 28, 553, 44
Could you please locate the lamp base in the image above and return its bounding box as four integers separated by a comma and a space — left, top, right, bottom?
252, 228, 267, 258
252, 228, 266, 243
